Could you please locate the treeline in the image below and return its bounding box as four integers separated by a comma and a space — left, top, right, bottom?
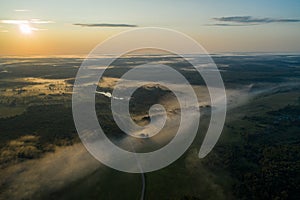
203, 104, 300, 200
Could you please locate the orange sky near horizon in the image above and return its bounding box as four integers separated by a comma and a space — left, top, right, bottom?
0, 27, 123, 56
2, 26, 299, 56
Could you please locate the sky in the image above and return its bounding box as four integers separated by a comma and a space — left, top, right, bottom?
0, 0, 300, 55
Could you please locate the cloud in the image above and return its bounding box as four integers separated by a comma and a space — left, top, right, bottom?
30, 19, 54, 24
206, 23, 249, 27
1, 20, 28, 24
210, 16, 300, 26
0, 19, 53, 33
1, 19, 54, 24
14, 9, 30, 12
73, 23, 138, 27
31, 27, 48, 31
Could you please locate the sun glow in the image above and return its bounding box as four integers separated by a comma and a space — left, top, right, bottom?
19, 24, 32, 34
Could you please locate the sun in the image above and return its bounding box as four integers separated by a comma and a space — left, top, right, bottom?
19, 24, 32, 34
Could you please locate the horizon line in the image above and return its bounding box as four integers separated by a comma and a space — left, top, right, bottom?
1, 51, 300, 58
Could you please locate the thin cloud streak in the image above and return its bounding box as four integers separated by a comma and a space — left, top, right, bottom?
1, 19, 54, 24
0, 19, 53, 33
73, 23, 138, 27
210, 16, 300, 26
207, 23, 251, 27
14, 9, 30, 12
